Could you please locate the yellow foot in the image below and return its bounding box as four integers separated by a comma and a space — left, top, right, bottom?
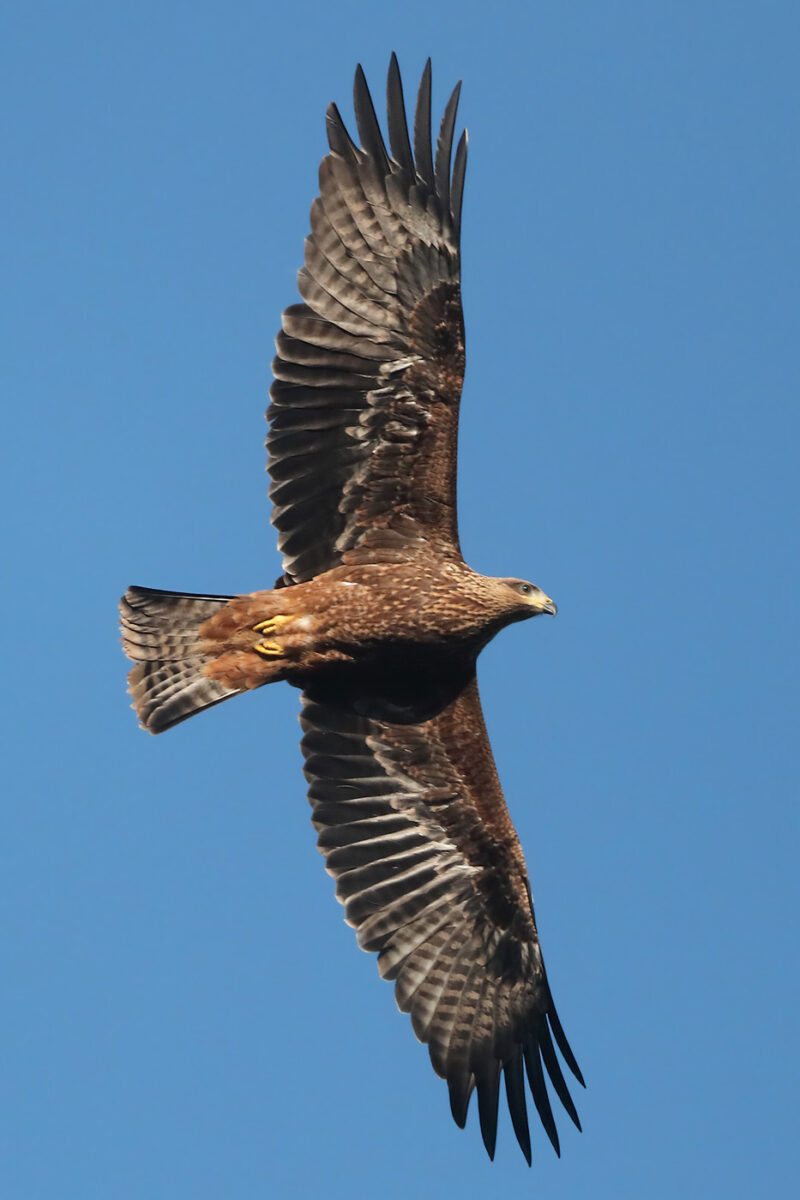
253, 615, 294, 636
254, 640, 284, 658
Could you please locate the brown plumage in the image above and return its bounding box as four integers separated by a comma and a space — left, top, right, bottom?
119, 56, 583, 1163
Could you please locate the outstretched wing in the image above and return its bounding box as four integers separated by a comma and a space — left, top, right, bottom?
300, 673, 583, 1162
268, 56, 468, 585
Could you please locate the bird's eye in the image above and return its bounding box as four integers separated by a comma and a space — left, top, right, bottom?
519, 583, 531, 595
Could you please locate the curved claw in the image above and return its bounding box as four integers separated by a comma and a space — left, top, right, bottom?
254, 640, 284, 658
253, 615, 294, 636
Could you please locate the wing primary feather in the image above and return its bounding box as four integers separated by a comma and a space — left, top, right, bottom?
451, 129, 468, 238
423, 923, 477, 1051
443, 940, 488, 1130
434, 80, 462, 218
448, 1070, 474, 1130
386, 53, 414, 175
413, 58, 435, 188
416, 921, 476, 1059
547, 1003, 585, 1087
325, 102, 358, 160
353, 64, 389, 166
448, 963, 492, 1130
524, 1037, 561, 1157
503, 1052, 533, 1166
476, 1059, 501, 1161
538, 1021, 582, 1131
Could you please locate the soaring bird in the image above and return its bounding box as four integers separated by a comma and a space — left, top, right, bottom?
120, 56, 583, 1163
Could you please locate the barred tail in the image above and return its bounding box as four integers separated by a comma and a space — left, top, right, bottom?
120, 586, 240, 734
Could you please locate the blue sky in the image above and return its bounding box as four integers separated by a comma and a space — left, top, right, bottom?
3, 2, 798, 1196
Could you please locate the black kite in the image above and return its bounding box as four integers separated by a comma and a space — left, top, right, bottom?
120, 57, 583, 1163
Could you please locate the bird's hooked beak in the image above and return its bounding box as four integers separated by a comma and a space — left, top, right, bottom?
524, 587, 557, 616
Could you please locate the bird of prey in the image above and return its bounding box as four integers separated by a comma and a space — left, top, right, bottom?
120, 56, 583, 1163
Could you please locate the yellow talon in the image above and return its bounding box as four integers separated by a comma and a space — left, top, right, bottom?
253, 615, 294, 635
254, 640, 284, 658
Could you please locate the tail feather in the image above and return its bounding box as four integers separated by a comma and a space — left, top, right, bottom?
120, 586, 240, 733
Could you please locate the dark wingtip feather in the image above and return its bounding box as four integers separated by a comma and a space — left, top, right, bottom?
524, 1037, 561, 1157
548, 1003, 585, 1087
326, 102, 357, 159
539, 1021, 582, 1131
413, 58, 434, 189
435, 80, 462, 215
353, 62, 388, 165
476, 1062, 501, 1161
451, 128, 468, 236
503, 1053, 532, 1166
386, 53, 414, 176
448, 1072, 473, 1129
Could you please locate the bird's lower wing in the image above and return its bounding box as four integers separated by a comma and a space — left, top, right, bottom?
299, 672, 583, 1162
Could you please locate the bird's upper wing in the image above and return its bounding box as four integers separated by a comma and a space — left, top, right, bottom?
267, 56, 468, 585
300, 670, 583, 1162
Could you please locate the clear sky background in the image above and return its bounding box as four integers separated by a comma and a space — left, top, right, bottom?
2, 2, 798, 1197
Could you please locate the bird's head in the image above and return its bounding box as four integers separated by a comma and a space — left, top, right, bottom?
498, 578, 558, 621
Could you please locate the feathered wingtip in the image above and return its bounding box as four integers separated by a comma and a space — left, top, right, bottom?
328, 54, 468, 242
444, 1002, 584, 1165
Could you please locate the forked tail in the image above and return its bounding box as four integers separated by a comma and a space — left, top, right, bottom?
120, 586, 240, 733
